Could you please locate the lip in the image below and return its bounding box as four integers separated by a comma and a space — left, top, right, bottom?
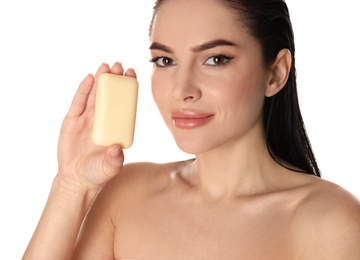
171, 110, 214, 129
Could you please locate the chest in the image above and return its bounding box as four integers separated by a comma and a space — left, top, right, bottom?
113, 196, 298, 259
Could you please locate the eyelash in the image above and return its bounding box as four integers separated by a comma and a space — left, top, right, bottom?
149, 56, 175, 67
149, 54, 233, 68
204, 54, 233, 67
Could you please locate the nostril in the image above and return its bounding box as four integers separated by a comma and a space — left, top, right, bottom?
171, 81, 202, 101
184, 95, 194, 101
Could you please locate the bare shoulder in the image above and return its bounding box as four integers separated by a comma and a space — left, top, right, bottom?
95, 160, 188, 208
295, 176, 360, 259
72, 161, 184, 257
298, 176, 360, 217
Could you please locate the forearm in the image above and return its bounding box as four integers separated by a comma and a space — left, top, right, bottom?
23, 174, 99, 260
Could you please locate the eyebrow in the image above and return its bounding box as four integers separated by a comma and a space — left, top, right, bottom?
149, 39, 237, 54
149, 42, 174, 53
191, 39, 237, 52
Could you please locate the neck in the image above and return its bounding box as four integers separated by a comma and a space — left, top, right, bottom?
181, 123, 284, 201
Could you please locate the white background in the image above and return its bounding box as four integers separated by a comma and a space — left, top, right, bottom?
0, 0, 359, 258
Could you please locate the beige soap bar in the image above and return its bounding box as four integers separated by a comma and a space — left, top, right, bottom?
92, 73, 138, 148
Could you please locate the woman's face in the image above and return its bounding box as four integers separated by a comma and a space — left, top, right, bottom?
150, 0, 271, 154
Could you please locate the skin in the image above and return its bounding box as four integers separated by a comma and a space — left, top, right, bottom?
23, 0, 360, 259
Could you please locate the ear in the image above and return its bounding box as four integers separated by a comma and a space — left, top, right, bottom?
265, 49, 292, 97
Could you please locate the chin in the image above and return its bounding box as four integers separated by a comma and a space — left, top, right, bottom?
172, 135, 221, 155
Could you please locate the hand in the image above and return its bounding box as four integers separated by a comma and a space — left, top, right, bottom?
57, 62, 137, 192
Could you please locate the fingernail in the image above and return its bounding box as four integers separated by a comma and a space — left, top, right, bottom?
110, 145, 122, 158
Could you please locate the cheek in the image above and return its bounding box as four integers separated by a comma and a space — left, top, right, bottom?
219, 75, 266, 120
151, 72, 171, 118
220, 74, 264, 101
151, 72, 164, 107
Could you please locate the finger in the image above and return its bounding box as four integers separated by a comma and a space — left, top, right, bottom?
86, 63, 111, 112
102, 144, 124, 179
124, 68, 137, 79
110, 62, 124, 75
66, 74, 95, 118
94, 63, 111, 80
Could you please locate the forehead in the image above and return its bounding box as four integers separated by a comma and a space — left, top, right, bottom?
150, 0, 248, 43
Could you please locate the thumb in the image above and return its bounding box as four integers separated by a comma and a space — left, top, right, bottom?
102, 144, 124, 179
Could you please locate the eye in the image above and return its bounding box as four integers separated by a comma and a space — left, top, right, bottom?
149, 56, 176, 67
204, 55, 233, 66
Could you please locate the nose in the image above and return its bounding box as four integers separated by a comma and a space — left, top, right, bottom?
172, 67, 202, 102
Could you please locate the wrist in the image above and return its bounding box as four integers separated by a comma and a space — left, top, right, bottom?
23, 173, 99, 259
52, 174, 100, 206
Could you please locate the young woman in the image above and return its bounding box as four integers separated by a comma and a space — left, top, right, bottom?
23, 0, 360, 259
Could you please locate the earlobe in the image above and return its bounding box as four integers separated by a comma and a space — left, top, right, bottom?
265, 49, 292, 97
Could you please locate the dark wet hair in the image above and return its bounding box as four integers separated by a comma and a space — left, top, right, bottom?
149, 0, 321, 177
